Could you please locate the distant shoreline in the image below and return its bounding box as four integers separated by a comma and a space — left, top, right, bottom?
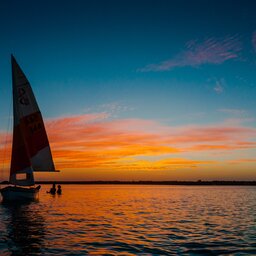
34, 180, 256, 186
1, 180, 256, 185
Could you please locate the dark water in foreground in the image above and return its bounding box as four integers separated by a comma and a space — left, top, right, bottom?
0, 185, 255, 255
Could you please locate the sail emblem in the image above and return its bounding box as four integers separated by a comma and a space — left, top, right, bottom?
18, 87, 30, 105
24, 113, 43, 135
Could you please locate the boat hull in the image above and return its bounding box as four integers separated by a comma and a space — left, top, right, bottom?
0, 185, 40, 201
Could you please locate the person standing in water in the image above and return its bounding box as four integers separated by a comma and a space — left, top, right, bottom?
57, 185, 62, 195
49, 183, 56, 194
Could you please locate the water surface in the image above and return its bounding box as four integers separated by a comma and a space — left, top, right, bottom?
0, 185, 255, 255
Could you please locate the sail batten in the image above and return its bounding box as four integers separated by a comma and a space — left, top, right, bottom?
10, 56, 57, 186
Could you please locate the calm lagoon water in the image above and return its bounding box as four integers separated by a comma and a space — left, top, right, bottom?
0, 185, 255, 255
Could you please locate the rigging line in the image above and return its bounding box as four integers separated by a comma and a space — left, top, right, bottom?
1, 97, 12, 185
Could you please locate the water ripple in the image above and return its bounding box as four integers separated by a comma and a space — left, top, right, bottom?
0, 185, 255, 255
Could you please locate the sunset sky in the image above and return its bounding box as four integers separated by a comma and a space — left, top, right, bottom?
0, 0, 256, 181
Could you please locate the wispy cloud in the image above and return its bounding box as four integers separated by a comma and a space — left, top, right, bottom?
100, 102, 133, 113
84, 102, 135, 119
214, 79, 224, 94
139, 35, 242, 72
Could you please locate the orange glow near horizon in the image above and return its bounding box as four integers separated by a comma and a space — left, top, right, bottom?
1, 113, 256, 181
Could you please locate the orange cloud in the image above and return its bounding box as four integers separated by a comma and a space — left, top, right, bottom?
188, 142, 256, 151
1, 113, 256, 180
45, 114, 256, 171
228, 158, 256, 164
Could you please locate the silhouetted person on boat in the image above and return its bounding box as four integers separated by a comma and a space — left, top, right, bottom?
48, 183, 56, 195
57, 185, 62, 195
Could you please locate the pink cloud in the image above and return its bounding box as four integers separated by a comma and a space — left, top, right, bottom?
139, 35, 242, 72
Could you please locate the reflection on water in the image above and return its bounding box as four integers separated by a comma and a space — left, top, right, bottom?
0, 201, 45, 256
0, 185, 256, 255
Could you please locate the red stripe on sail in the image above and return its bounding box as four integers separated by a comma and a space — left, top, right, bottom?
10, 125, 31, 174
20, 111, 50, 158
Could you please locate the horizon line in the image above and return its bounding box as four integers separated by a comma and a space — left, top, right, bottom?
1, 180, 255, 185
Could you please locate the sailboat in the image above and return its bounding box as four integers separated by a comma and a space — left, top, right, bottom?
0, 55, 58, 201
